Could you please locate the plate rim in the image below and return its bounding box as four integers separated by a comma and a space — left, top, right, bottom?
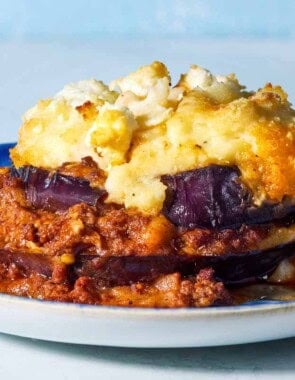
1, 292, 295, 318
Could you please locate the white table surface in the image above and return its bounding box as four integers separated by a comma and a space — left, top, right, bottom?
1, 38, 295, 379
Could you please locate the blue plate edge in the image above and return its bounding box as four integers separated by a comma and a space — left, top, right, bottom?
0, 142, 15, 166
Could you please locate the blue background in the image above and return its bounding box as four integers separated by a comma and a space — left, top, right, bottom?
1, 0, 294, 40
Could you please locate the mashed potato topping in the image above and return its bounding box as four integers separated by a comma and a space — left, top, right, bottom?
11, 62, 295, 214
87, 103, 138, 169
109, 61, 182, 127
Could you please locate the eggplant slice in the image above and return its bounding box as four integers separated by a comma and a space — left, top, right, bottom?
0, 249, 53, 278
162, 165, 295, 229
10, 166, 107, 211
1, 240, 294, 287
75, 240, 295, 286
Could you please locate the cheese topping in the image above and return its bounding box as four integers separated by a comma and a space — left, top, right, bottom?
11, 62, 295, 215
54, 79, 118, 108
178, 64, 248, 103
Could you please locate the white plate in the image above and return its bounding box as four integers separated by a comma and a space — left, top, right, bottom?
0, 294, 294, 347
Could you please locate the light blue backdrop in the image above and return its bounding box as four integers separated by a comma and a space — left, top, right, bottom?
0, 0, 294, 40
1, 0, 295, 143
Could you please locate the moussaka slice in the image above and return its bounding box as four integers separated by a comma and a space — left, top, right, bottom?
1, 61, 295, 307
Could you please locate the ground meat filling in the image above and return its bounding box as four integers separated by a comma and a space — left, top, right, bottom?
0, 160, 293, 307
0, 264, 231, 307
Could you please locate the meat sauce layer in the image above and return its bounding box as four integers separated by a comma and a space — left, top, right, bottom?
0, 263, 231, 307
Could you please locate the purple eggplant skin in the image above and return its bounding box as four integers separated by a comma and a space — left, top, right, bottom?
75, 240, 295, 287
162, 165, 251, 229
0, 249, 53, 278
161, 165, 295, 229
10, 166, 107, 211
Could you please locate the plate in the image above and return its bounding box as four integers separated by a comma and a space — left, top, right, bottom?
0, 294, 295, 347
1, 143, 295, 348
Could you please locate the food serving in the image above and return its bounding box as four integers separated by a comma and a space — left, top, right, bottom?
1, 61, 295, 308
